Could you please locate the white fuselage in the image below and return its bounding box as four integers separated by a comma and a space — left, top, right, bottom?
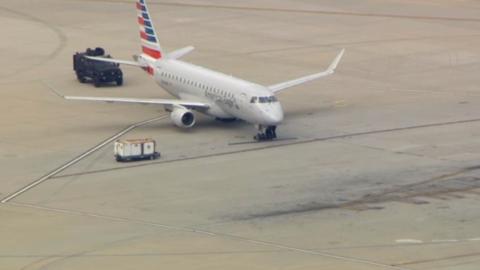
143, 56, 284, 126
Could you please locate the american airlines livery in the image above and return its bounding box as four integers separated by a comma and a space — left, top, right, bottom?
53, 0, 345, 141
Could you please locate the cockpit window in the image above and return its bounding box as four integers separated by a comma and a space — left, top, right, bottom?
268, 96, 278, 102
258, 97, 269, 103
251, 95, 279, 103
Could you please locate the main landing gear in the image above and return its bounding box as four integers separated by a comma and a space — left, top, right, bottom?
253, 125, 277, 141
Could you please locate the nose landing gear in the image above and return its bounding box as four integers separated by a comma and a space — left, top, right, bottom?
253, 125, 277, 141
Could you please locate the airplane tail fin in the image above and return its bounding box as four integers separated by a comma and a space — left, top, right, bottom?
136, 0, 166, 60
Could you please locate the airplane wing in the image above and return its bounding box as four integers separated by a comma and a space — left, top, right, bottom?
168, 46, 195, 59
62, 96, 210, 108
43, 82, 210, 109
85, 56, 148, 68
267, 48, 345, 93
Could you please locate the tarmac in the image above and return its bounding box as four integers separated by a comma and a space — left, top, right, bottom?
1, 0, 480, 269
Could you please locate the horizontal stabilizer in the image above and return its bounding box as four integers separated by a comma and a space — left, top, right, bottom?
85, 56, 148, 68
267, 48, 345, 92
169, 46, 195, 59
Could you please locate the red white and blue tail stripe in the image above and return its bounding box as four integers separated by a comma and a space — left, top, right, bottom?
137, 0, 163, 59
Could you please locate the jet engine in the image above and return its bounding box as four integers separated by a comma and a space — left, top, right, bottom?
171, 107, 195, 128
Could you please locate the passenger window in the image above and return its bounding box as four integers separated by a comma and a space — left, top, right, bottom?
250, 97, 258, 103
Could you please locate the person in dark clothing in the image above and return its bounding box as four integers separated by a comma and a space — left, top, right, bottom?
271, 126, 277, 139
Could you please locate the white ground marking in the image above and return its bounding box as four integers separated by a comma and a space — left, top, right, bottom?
395, 239, 423, 244
386, 88, 480, 97
1, 116, 167, 203
431, 239, 459, 243
397, 238, 480, 243
5, 202, 413, 270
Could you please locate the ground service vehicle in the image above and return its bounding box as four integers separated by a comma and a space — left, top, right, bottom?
114, 138, 160, 162
73, 47, 123, 87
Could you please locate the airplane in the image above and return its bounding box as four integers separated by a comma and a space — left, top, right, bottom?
52, 0, 345, 141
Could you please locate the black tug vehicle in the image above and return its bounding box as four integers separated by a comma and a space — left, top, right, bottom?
73, 47, 123, 87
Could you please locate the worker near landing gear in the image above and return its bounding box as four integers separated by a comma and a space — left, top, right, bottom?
271, 126, 277, 139
266, 128, 272, 139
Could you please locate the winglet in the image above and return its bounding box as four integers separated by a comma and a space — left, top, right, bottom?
42, 81, 65, 98
327, 48, 345, 73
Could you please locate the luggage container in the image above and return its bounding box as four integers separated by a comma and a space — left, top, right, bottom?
114, 138, 160, 162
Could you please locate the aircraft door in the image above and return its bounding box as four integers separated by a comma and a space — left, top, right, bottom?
239, 93, 246, 111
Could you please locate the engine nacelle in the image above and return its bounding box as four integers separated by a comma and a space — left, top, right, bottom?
171, 107, 195, 128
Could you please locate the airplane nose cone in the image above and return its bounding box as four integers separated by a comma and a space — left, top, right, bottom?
264, 104, 284, 125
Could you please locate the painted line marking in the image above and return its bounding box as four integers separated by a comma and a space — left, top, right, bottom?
1, 116, 167, 203
395, 239, 423, 244
431, 239, 459, 243
5, 202, 413, 270
396, 238, 480, 244
386, 88, 480, 97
